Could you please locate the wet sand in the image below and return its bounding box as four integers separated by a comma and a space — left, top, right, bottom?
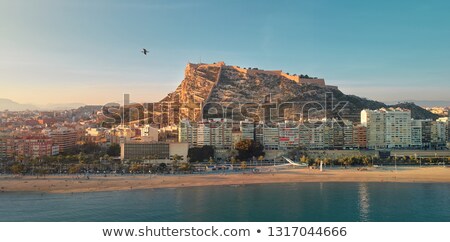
0, 167, 449, 194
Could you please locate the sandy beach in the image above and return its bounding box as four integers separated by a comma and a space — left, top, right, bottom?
0, 166, 449, 194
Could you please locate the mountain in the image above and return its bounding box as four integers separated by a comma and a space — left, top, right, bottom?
39, 103, 86, 111
0, 98, 38, 111
0, 98, 85, 111
158, 62, 438, 124
387, 100, 450, 108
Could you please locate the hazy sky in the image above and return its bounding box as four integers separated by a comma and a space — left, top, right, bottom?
1, 0, 449, 105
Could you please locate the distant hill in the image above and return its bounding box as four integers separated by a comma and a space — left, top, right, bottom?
0, 98, 38, 111
0, 98, 85, 111
39, 103, 86, 111
390, 102, 439, 120
387, 100, 450, 108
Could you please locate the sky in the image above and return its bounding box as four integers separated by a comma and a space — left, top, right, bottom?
0, 0, 449, 105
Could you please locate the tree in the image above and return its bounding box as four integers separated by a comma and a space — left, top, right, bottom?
172, 154, 182, 163
68, 164, 82, 174
343, 157, 353, 168
172, 154, 182, 172
314, 158, 321, 167
300, 155, 309, 164
179, 162, 192, 172
188, 145, 214, 162
35, 167, 49, 178
230, 156, 237, 166
78, 152, 86, 164
129, 163, 141, 174
235, 140, 264, 161
107, 144, 121, 157
257, 155, 264, 166
208, 157, 215, 165
11, 163, 25, 175
158, 163, 168, 173
362, 156, 371, 167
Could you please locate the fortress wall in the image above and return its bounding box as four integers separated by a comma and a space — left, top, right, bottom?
281, 73, 300, 82
299, 78, 326, 87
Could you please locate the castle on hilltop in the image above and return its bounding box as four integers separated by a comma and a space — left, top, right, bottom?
188, 61, 337, 89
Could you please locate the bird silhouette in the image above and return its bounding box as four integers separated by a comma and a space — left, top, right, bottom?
141, 48, 149, 55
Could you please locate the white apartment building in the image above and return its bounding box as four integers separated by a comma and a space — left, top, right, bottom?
411, 120, 423, 148
309, 124, 324, 149
263, 125, 279, 150
191, 119, 232, 149
278, 121, 299, 150
361, 108, 411, 149
361, 109, 386, 149
384, 108, 411, 148
178, 120, 197, 146
431, 121, 446, 147
239, 119, 255, 140
298, 123, 312, 148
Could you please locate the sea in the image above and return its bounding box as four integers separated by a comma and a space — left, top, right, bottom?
0, 182, 449, 222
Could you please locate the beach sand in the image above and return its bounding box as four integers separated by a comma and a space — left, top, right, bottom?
0, 167, 449, 194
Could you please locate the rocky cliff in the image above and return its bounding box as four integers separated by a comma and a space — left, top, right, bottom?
158, 62, 438, 124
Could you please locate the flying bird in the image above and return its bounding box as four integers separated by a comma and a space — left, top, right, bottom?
141, 48, 149, 55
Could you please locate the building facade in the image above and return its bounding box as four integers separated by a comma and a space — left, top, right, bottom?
50, 127, 77, 153
361, 108, 411, 149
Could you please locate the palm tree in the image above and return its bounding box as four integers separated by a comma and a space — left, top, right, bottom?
230, 156, 236, 166
179, 162, 192, 172
208, 156, 214, 166
300, 155, 309, 164
257, 155, 264, 166
172, 155, 181, 173
314, 158, 321, 167
362, 156, 371, 167
56, 155, 63, 174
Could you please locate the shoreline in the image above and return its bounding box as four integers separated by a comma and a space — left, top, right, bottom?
1, 167, 449, 194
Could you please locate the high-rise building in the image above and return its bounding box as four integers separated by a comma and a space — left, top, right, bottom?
298, 123, 312, 148
278, 121, 299, 150
411, 120, 423, 148
196, 119, 232, 149
178, 119, 197, 146
309, 124, 324, 149
263, 124, 279, 150
361, 109, 386, 149
0, 135, 7, 160
124, 93, 130, 106
384, 108, 411, 148
255, 122, 264, 145
352, 124, 367, 149
239, 120, 255, 140
361, 108, 411, 149
343, 121, 354, 149
6, 135, 54, 159
49, 127, 77, 153
431, 121, 446, 148
323, 123, 334, 149
420, 120, 432, 149
437, 117, 450, 143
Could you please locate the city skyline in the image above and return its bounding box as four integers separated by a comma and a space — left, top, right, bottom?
1, 0, 450, 105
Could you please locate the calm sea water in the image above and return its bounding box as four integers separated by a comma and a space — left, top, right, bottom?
0, 183, 449, 222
